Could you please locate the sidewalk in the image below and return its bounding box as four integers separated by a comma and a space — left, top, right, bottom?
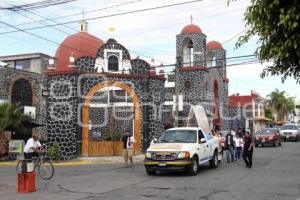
0, 154, 145, 166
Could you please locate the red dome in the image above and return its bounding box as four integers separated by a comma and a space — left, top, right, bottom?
55, 32, 104, 72
181, 24, 202, 34
207, 40, 223, 49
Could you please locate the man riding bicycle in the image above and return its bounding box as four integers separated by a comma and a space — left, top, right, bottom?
23, 133, 44, 159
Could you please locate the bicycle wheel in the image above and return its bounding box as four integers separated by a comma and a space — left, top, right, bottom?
38, 161, 54, 180
16, 160, 23, 174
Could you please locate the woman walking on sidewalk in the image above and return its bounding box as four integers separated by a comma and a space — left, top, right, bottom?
234, 134, 243, 160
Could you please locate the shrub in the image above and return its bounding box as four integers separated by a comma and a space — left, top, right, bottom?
48, 142, 60, 161
105, 131, 121, 141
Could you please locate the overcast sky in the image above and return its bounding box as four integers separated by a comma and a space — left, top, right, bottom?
0, 0, 299, 101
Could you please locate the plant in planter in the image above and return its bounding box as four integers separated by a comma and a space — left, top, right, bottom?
48, 142, 60, 162
105, 131, 121, 141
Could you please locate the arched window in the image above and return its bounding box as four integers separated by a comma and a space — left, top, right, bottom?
212, 56, 216, 67
182, 38, 194, 67
206, 52, 215, 67
108, 55, 119, 71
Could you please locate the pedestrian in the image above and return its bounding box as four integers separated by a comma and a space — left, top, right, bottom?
23, 133, 43, 159
232, 131, 237, 161
234, 134, 243, 160
121, 130, 135, 167
243, 130, 254, 168
241, 127, 246, 138
225, 130, 235, 163
237, 127, 242, 137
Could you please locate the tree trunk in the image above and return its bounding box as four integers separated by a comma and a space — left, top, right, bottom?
0, 131, 6, 156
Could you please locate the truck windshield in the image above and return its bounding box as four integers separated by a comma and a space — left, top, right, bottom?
282, 125, 297, 130
159, 130, 197, 143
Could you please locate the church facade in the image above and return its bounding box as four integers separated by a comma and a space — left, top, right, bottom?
0, 21, 229, 160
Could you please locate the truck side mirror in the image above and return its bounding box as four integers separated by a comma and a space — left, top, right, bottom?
200, 138, 207, 143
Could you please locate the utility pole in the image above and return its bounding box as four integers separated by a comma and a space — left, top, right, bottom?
174, 56, 181, 127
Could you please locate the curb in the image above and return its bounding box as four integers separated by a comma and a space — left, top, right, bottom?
0, 160, 144, 167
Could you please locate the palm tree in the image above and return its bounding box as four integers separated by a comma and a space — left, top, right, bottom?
266, 89, 295, 122
282, 97, 295, 121
0, 103, 26, 155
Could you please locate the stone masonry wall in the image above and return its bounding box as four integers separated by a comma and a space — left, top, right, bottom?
0, 55, 48, 140
47, 75, 78, 160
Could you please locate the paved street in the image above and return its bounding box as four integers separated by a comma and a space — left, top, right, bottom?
0, 142, 300, 200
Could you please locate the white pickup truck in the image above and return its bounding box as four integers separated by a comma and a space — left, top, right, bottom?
144, 127, 222, 175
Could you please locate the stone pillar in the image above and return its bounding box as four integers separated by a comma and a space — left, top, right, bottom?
47, 75, 78, 160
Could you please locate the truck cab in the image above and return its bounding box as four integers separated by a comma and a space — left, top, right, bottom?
144, 127, 222, 175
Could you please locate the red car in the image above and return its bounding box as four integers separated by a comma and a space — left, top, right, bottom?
255, 128, 282, 147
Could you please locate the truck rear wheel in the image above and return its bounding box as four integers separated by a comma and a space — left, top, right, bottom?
188, 157, 198, 176
209, 151, 218, 168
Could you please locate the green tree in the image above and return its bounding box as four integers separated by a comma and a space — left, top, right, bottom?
0, 103, 25, 133
0, 103, 27, 155
264, 107, 274, 121
236, 0, 300, 82
266, 89, 295, 121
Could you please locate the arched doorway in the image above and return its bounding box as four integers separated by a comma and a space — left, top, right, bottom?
82, 80, 142, 156
11, 78, 33, 108
213, 80, 220, 130
9, 78, 34, 141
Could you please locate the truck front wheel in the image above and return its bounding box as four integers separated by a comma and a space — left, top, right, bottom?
145, 168, 156, 175
188, 157, 198, 176
209, 151, 218, 168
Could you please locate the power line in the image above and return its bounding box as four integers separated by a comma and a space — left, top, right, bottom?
0, 0, 78, 11
120, 6, 248, 56
0, 19, 97, 56
0, 0, 142, 29
222, 28, 248, 45
0, 0, 250, 62
0, 0, 256, 67
0, 15, 258, 68
0, 0, 206, 64
97, 58, 261, 77
0, 15, 259, 73
6, 2, 73, 35
0, 0, 204, 35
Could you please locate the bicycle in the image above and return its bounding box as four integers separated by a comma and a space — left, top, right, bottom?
16, 150, 54, 180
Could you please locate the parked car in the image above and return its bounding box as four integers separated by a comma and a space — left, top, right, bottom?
255, 128, 282, 147
279, 124, 300, 141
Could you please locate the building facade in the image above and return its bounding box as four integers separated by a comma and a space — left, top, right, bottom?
229, 90, 272, 133
0, 53, 50, 156
0, 21, 229, 160
292, 102, 300, 124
